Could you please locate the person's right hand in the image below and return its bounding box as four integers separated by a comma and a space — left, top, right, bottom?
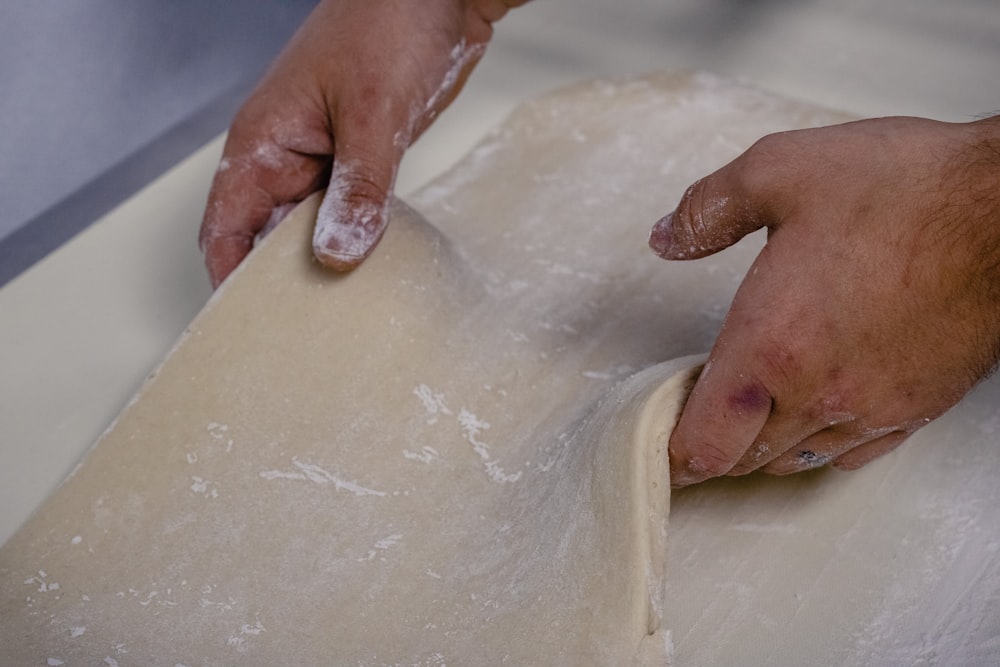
651, 115, 1000, 486
200, 0, 527, 288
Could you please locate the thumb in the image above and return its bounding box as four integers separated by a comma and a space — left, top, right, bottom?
313, 108, 407, 271
649, 151, 775, 261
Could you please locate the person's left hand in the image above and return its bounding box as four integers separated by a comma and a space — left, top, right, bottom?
199, 0, 527, 288
650, 115, 1000, 487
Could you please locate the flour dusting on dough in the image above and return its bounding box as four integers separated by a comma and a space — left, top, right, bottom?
458, 409, 522, 484
258, 470, 306, 481
24, 571, 59, 593
228, 616, 266, 653
404, 446, 441, 464
259, 458, 386, 497
413, 384, 452, 424
190, 476, 219, 499
198, 584, 236, 612
206, 422, 234, 453
731, 523, 798, 534
358, 534, 404, 562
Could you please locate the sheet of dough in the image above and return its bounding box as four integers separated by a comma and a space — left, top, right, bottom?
2, 72, 999, 665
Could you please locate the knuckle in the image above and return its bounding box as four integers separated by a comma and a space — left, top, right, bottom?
755, 341, 805, 395
724, 380, 772, 420
687, 441, 741, 477
344, 170, 388, 204
330, 161, 390, 208
741, 131, 793, 173
732, 131, 799, 200
739, 440, 774, 468
806, 386, 856, 427
671, 178, 707, 236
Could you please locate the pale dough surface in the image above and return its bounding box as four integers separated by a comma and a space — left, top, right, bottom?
3, 72, 1000, 665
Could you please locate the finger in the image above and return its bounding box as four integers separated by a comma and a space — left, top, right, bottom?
649, 159, 768, 261
754, 428, 862, 475
668, 355, 772, 487
411, 40, 487, 140
726, 396, 861, 475
726, 419, 824, 475
200, 152, 276, 288
312, 102, 409, 271
755, 428, 908, 475
649, 127, 806, 261
760, 444, 842, 475
311, 34, 489, 271
761, 443, 843, 476
201, 129, 330, 288
831, 431, 910, 471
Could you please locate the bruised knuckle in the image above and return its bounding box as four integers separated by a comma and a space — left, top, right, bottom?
724, 380, 771, 418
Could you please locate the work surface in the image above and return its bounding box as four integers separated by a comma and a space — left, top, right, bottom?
2, 72, 999, 665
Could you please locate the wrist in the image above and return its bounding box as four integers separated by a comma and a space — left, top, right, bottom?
951, 116, 1000, 318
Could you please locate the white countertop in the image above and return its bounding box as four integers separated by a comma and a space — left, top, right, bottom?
2, 0, 998, 546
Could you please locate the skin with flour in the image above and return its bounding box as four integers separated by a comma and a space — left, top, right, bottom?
651, 116, 1000, 484
200, 0, 1000, 485
200, 0, 526, 280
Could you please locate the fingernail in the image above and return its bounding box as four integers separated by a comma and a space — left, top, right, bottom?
648, 212, 676, 258
313, 195, 387, 271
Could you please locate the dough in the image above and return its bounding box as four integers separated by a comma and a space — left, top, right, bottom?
0, 195, 702, 664
3, 72, 1000, 666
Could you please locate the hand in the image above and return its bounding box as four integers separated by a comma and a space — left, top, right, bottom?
200, 0, 526, 288
651, 116, 1000, 487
